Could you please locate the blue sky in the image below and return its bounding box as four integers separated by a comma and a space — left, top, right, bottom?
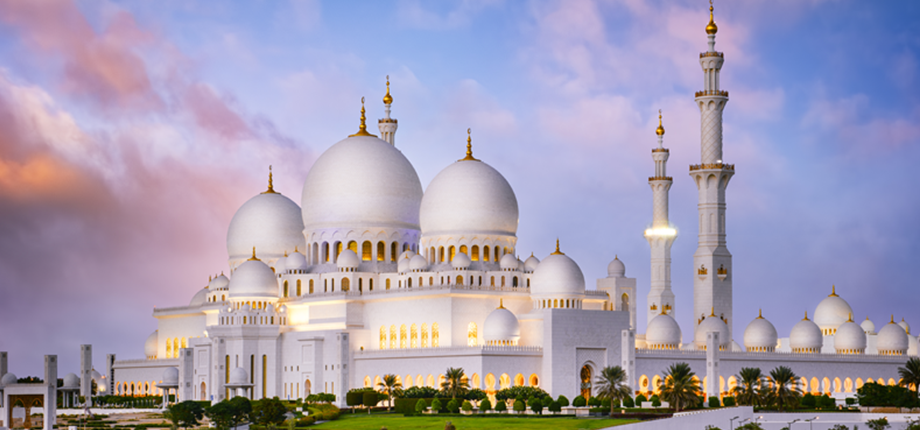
0, 0, 918, 376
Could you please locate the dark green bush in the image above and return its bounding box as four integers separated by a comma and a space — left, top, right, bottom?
548, 400, 561, 413
479, 399, 492, 411
708, 396, 721, 407
622, 396, 635, 408
556, 395, 569, 407
572, 395, 586, 407
722, 396, 736, 407
635, 394, 648, 404
588, 396, 602, 407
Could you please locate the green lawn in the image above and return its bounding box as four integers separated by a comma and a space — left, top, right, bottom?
313, 413, 638, 430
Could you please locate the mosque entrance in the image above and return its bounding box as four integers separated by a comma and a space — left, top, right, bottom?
580, 365, 592, 400
8, 394, 43, 429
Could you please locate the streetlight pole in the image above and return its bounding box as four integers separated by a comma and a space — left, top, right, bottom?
787, 418, 801, 429
730, 415, 740, 430
805, 416, 818, 430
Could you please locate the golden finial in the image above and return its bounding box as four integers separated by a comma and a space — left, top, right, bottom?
757, 309, 763, 319
710, 307, 716, 317
551, 238, 564, 255
615, 254, 619, 260
847, 313, 853, 323
294, 246, 299, 253
891, 315, 896, 324
706, 0, 718, 35
803, 310, 809, 321
209, 275, 212, 282
829, 285, 838, 297
284, 250, 288, 257
262, 165, 277, 194
655, 110, 665, 136
349, 97, 377, 137
498, 299, 505, 309
459, 128, 479, 161
383, 75, 393, 105
248, 247, 260, 261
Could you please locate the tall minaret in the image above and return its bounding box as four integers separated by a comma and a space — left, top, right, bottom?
644, 111, 677, 326
691, 1, 735, 340
378, 75, 398, 145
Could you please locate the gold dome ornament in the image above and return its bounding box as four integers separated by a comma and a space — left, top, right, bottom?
349, 97, 378, 137
383, 75, 393, 105
551, 238, 565, 255
248, 247, 260, 261
458, 128, 479, 162
706, 0, 718, 35
655, 110, 665, 136
261, 165, 277, 194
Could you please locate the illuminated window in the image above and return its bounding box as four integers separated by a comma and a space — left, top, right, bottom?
181, 337, 187, 348
432, 323, 440, 347
468, 322, 478, 347
391, 242, 398, 262
459, 245, 468, 256
342, 278, 350, 291
411, 324, 418, 348
377, 241, 385, 261
449, 246, 456, 262
348, 241, 358, 254
500, 373, 511, 389
439, 247, 445, 263
400, 324, 407, 348
456, 275, 463, 285
390, 325, 397, 349
421, 323, 429, 348
362, 241, 372, 261
296, 280, 302, 296
309, 279, 314, 294
283, 281, 289, 298
471, 245, 479, 261
379, 327, 386, 349
386, 279, 391, 290
335, 242, 343, 260
323, 242, 330, 262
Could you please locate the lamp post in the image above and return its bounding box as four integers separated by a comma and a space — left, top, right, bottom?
787, 418, 801, 429
805, 416, 818, 430
730, 416, 740, 430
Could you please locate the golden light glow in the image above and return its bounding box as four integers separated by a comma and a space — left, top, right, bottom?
644, 227, 677, 237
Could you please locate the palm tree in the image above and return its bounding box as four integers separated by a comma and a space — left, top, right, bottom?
593, 366, 632, 416
768, 366, 802, 411
658, 362, 702, 412
731, 367, 764, 407
440, 367, 469, 399
376, 374, 402, 411
898, 357, 920, 396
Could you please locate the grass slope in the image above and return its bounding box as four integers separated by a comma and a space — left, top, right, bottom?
314, 414, 638, 430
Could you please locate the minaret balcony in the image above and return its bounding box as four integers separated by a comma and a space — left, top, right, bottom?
699, 52, 724, 58
651, 148, 669, 153
648, 176, 673, 182
689, 163, 734, 172
694, 90, 729, 97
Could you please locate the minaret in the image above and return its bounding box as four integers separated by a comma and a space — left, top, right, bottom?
644, 110, 677, 326
378, 76, 398, 145
691, 1, 735, 340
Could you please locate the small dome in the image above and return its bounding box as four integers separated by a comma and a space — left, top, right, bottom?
483, 302, 520, 345
646, 313, 682, 349
861, 317, 876, 335
62, 373, 80, 389
145, 330, 158, 359
409, 254, 428, 272
694, 313, 730, 349
397, 257, 410, 273
790, 312, 823, 353
607, 256, 626, 278
451, 252, 471, 270
209, 274, 230, 290
1, 372, 18, 386
834, 318, 867, 354
899, 318, 911, 335
398, 250, 415, 261
813, 286, 853, 335
523, 254, 540, 273
161, 367, 179, 385
336, 249, 360, 270
499, 253, 519, 270
878, 318, 909, 355
743, 311, 778, 351
530, 247, 586, 297
228, 257, 278, 299
189, 288, 209, 307
227, 190, 305, 265
228, 368, 249, 385
286, 250, 308, 272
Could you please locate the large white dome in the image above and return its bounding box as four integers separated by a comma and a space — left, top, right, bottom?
227, 190, 305, 264
743, 311, 778, 352
531, 248, 585, 297
646, 313, 681, 350
483, 302, 520, 345
813, 286, 853, 335
420, 156, 518, 237
694, 313, 730, 350
228, 257, 278, 298
877, 318, 909, 355
834, 319, 867, 354
790, 312, 823, 353
145, 330, 158, 359
301, 135, 423, 231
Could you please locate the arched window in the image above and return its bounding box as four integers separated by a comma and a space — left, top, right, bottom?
283, 281, 289, 298
490, 277, 495, 286
408, 277, 413, 287
512, 277, 518, 287
485, 373, 496, 391
468, 322, 478, 347
514, 373, 524, 386
181, 337, 187, 348
432, 323, 440, 347
369, 278, 374, 291
499, 373, 511, 390
526, 278, 530, 287
348, 240, 357, 254
335, 242, 343, 261
379, 327, 387, 349
459, 245, 468, 256
324, 279, 328, 292
296, 280, 302, 296
456, 275, 463, 285
166, 338, 173, 358
309, 279, 314, 294
429, 277, 433, 285
391, 242, 398, 262
419, 277, 423, 287
358, 278, 363, 292
323, 242, 330, 262
501, 277, 506, 287
530, 374, 539, 387
386, 278, 391, 290
377, 241, 385, 261
342, 277, 350, 291
389, 325, 397, 349
438, 246, 445, 262
581, 365, 592, 399
427, 374, 435, 388
421, 323, 429, 348
364, 376, 371, 388
411, 324, 418, 348
494, 246, 500, 261
400, 324, 407, 349
621, 293, 629, 310
362, 241, 372, 261
471, 245, 479, 261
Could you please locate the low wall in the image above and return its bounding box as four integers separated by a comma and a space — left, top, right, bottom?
609, 406, 753, 430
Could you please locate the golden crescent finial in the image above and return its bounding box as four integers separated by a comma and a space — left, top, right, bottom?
829, 285, 838, 297
710, 307, 716, 317
655, 109, 665, 136
498, 299, 505, 309
551, 238, 564, 255
758, 309, 763, 319
804, 310, 809, 321
262, 165, 277, 194
349, 96, 377, 137
706, 0, 718, 35
459, 127, 479, 161
249, 247, 260, 261
383, 76, 393, 105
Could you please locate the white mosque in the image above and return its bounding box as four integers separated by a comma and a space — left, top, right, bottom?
95, 4, 917, 406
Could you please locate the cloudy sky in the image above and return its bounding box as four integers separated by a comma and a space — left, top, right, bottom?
0, 0, 918, 376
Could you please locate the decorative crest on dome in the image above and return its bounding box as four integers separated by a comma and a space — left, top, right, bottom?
294, 246, 299, 253
349, 97, 378, 137
803, 310, 809, 321
829, 284, 838, 297
261, 165, 278, 194
459, 128, 480, 162
248, 247, 260, 261
847, 313, 853, 323
498, 299, 505, 309
705, 0, 718, 35
383, 75, 393, 105
284, 250, 288, 257
551, 238, 564, 255
890, 315, 896, 324
655, 110, 665, 136
757, 309, 763, 319
710, 307, 716, 317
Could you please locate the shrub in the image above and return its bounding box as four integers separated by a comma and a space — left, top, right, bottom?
465, 389, 488, 401
512, 398, 526, 413
635, 394, 648, 405
588, 396, 602, 407
622, 396, 635, 408
830, 425, 851, 430
530, 398, 543, 414
737, 424, 765, 430
479, 399, 492, 411
651, 397, 661, 407
845, 397, 856, 406
556, 395, 569, 407
415, 399, 428, 414
527, 395, 538, 406
494, 386, 550, 402
801, 393, 816, 409
402, 386, 440, 399
817, 394, 836, 410
866, 417, 890, 430
461, 400, 472, 412
431, 398, 443, 412
572, 395, 586, 407
346, 391, 364, 409
396, 398, 433, 415
708, 396, 721, 408
495, 400, 507, 413
722, 396, 736, 407
548, 401, 561, 414
444, 397, 459, 414
362, 391, 379, 409
295, 416, 315, 427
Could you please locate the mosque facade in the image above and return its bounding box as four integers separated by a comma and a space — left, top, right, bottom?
100, 6, 917, 407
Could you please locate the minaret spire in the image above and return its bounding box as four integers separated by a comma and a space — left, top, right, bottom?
350, 97, 377, 137
262, 165, 277, 194
645, 109, 677, 326
459, 128, 479, 162
691, 1, 734, 340
378, 76, 398, 145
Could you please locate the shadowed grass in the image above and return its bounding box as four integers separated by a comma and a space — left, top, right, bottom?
313, 413, 638, 430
